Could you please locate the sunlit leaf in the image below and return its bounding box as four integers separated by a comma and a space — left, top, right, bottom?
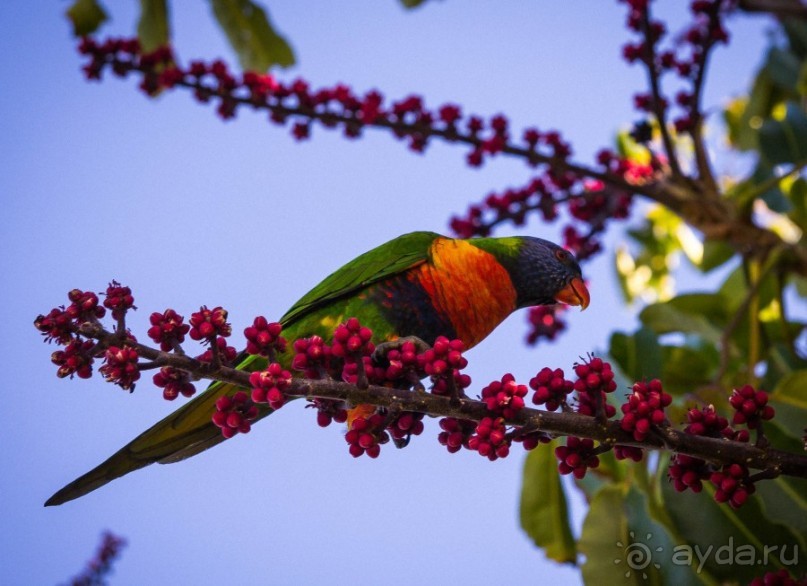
698, 241, 735, 273
137, 0, 170, 52
210, 0, 295, 71
723, 68, 776, 152
66, 0, 108, 37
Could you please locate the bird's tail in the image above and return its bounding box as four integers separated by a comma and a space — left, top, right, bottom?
45, 359, 268, 506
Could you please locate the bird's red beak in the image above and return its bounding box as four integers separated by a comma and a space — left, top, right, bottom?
555, 277, 590, 310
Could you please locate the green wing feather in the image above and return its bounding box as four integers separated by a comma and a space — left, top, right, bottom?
45, 231, 440, 506
279, 230, 438, 324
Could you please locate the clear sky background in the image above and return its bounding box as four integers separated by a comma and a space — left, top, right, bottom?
0, 2, 776, 585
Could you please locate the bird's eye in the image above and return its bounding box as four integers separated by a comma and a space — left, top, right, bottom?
555, 248, 570, 262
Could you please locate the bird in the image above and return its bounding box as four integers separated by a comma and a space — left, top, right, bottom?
46, 231, 589, 506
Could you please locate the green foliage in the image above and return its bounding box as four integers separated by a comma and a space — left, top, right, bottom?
209, 0, 295, 71
69, 0, 295, 71
724, 19, 807, 222
137, 0, 170, 53
66, 0, 108, 37
660, 476, 807, 582
520, 439, 577, 564
529, 23, 807, 584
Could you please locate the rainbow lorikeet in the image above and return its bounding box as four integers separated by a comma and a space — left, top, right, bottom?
46, 231, 589, 506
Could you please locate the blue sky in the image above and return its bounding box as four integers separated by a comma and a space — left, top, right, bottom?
0, 2, 775, 584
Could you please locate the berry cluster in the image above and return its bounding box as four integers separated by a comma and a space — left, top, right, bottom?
35, 307, 76, 345
37, 284, 141, 389
345, 411, 388, 458
729, 385, 775, 430
710, 463, 755, 509
330, 318, 378, 386
667, 397, 770, 508
437, 417, 477, 453
103, 281, 135, 320
194, 336, 237, 366
529, 367, 573, 411
480, 373, 528, 419
68, 532, 127, 586
749, 569, 807, 586
525, 305, 567, 346
468, 416, 510, 460
147, 309, 190, 351
292, 336, 334, 379
308, 398, 348, 428
153, 366, 196, 401
249, 363, 292, 410
99, 345, 140, 391
77, 37, 583, 174
66, 289, 106, 321
556, 437, 600, 479
668, 453, 711, 493
620, 0, 733, 134
212, 391, 259, 438
387, 411, 426, 448
374, 339, 422, 386
188, 306, 232, 342
619, 379, 672, 442
244, 317, 287, 359
573, 356, 617, 419
37, 284, 796, 512
51, 339, 96, 380
450, 168, 639, 263
420, 336, 471, 396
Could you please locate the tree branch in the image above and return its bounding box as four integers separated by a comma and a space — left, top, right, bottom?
74, 320, 807, 480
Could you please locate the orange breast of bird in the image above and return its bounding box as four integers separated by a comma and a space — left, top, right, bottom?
414, 237, 518, 349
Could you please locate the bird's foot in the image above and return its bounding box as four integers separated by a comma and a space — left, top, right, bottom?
372, 336, 431, 364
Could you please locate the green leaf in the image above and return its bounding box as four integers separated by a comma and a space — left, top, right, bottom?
754, 423, 807, 538
785, 177, 807, 230
769, 369, 807, 439
574, 449, 626, 501
399, 0, 428, 7
623, 486, 709, 586
579, 485, 642, 585
520, 441, 577, 563
783, 20, 807, 60
758, 102, 807, 166
578, 484, 709, 586
137, 0, 170, 52
723, 68, 776, 152
765, 47, 801, 93
639, 295, 727, 345
609, 328, 663, 383
66, 0, 108, 37
209, 0, 295, 71
660, 478, 807, 582
660, 344, 718, 395
698, 241, 735, 273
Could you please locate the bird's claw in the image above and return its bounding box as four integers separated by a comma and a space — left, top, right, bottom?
371, 335, 431, 365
